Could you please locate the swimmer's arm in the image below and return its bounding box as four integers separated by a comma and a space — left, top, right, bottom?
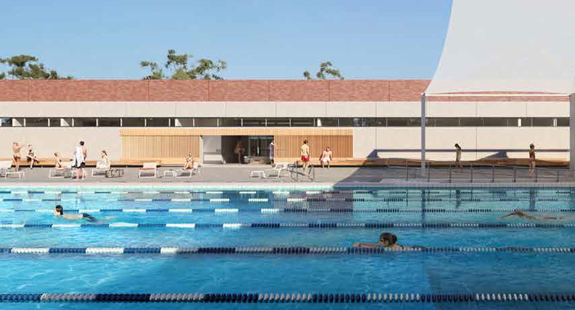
63, 214, 83, 220
353, 243, 380, 248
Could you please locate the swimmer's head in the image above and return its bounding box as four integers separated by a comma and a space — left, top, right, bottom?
379, 232, 397, 247
54, 205, 64, 216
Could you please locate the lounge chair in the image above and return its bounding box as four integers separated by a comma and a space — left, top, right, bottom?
139, 163, 157, 178
49, 162, 75, 179
91, 162, 111, 177
250, 162, 289, 179
0, 161, 11, 177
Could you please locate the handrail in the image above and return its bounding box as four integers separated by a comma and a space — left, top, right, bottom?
399, 160, 570, 183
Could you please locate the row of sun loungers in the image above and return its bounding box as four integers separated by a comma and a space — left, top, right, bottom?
0, 160, 202, 180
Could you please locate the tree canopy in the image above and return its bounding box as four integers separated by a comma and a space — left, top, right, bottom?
141, 49, 227, 80
303, 61, 344, 80
0, 55, 72, 79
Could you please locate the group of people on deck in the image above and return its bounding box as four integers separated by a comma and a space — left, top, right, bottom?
453, 143, 537, 176
12, 141, 109, 181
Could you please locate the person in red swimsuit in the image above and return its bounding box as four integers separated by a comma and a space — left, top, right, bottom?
300, 140, 310, 175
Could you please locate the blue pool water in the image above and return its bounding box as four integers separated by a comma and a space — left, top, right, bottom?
1, 186, 575, 309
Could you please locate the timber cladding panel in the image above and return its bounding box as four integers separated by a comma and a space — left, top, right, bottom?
122, 135, 200, 159
274, 135, 353, 158
120, 128, 353, 159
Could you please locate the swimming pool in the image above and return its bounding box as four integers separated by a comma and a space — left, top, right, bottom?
0, 186, 575, 309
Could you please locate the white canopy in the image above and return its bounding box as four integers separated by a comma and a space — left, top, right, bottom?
426, 0, 575, 95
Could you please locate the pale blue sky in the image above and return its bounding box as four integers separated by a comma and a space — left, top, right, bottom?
1, 0, 453, 79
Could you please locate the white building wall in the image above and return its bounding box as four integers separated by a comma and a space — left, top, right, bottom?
0, 128, 122, 161
0, 100, 570, 161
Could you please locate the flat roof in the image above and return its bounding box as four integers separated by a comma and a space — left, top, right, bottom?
0, 80, 566, 102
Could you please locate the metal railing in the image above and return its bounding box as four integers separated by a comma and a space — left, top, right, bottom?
290, 161, 315, 182
397, 160, 571, 183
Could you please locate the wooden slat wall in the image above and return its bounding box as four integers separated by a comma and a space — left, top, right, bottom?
122, 135, 200, 159
274, 135, 353, 158
120, 129, 353, 161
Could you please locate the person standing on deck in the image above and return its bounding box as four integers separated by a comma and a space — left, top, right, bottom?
528, 143, 536, 176
269, 140, 275, 165
454, 143, 463, 172
74, 141, 87, 181
300, 140, 310, 175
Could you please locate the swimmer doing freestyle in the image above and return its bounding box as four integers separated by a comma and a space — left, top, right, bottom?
53, 205, 97, 222
501, 210, 570, 221
353, 232, 410, 249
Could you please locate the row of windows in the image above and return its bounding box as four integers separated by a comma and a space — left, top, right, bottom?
0, 117, 570, 128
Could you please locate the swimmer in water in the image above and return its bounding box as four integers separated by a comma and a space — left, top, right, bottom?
353, 232, 409, 249
501, 210, 569, 221
53, 205, 97, 222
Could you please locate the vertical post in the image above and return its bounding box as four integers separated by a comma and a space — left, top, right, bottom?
513, 167, 517, 183
491, 165, 495, 183
405, 160, 409, 181
470, 164, 474, 183
570, 94, 575, 172
421, 93, 427, 176
448, 165, 452, 183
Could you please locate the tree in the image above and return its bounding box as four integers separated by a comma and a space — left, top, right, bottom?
303, 61, 344, 80
141, 49, 227, 80
0, 55, 72, 79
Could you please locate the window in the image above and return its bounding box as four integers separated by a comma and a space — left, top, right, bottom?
122, 118, 145, 127
8, 118, 24, 127
220, 118, 241, 127
483, 118, 508, 127
195, 118, 218, 127
291, 118, 315, 127
242, 119, 266, 127
532, 118, 554, 127
387, 118, 409, 127
507, 118, 519, 126
407, 118, 422, 127
557, 118, 569, 127
146, 118, 171, 127
25, 118, 48, 127
459, 118, 483, 127
317, 118, 338, 127
0, 118, 12, 127
338, 118, 355, 127
266, 118, 290, 127
520, 118, 532, 127
98, 118, 121, 127
73, 118, 97, 127
375, 118, 387, 127
175, 118, 194, 127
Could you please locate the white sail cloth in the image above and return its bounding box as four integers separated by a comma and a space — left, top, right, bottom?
426, 0, 575, 95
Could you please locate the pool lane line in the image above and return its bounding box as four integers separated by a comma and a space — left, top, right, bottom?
2, 246, 575, 255
0, 292, 572, 303
0, 197, 572, 203
2, 208, 575, 213
1, 188, 574, 195
2, 222, 575, 229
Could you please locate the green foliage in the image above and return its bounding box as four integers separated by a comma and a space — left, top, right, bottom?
303, 61, 344, 80
141, 49, 227, 80
0, 55, 72, 79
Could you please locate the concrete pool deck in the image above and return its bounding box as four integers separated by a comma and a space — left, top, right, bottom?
1, 165, 575, 188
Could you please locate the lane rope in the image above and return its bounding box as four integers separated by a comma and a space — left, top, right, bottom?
0, 292, 574, 303
0, 197, 571, 203
1, 222, 575, 229
1, 246, 574, 255
1, 208, 574, 213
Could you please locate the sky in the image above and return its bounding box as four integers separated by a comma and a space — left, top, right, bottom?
1, 0, 453, 80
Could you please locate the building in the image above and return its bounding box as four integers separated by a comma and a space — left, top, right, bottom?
0, 80, 568, 164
